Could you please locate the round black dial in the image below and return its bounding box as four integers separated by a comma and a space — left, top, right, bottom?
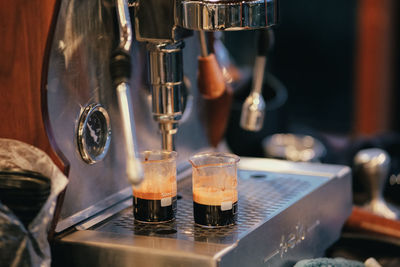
84, 110, 107, 158
77, 104, 111, 164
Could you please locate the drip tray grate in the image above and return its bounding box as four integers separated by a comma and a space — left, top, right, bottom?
94, 170, 323, 244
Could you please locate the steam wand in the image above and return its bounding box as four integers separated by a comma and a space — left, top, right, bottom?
112, 0, 143, 185
240, 29, 274, 132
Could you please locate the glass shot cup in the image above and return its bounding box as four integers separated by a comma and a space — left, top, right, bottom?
189, 152, 240, 227
132, 150, 177, 223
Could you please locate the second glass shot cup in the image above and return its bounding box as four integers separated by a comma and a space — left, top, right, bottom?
189, 152, 240, 227
132, 150, 177, 223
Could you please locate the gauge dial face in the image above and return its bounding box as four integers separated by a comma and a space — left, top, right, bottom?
84, 110, 108, 158
77, 104, 111, 164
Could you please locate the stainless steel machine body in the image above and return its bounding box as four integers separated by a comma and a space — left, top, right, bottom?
53, 158, 352, 267
176, 0, 278, 31
47, 0, 209, 232
46, 0, 352, 266
133, 0, 279, 150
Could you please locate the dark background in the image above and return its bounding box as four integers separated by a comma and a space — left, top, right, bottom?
224, 0, 399, 157
223, 3, 400, 262
224, 0, 400, 213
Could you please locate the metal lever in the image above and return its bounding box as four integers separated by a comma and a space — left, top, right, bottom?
113, 0, 143, 185
354, 148, 398, 219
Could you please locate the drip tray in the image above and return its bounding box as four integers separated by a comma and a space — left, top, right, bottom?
95, 172, 314, 244
53, 159, 352, 267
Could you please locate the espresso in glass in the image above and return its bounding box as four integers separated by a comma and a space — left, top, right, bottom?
189, 152, 240, 227
193, 186, 238, 226
133, 150, 177, 223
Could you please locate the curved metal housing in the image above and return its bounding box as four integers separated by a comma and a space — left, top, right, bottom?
46, 0, 209, 232
176, 0, 279, 31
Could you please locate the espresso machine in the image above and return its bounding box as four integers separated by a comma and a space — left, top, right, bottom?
47, 0, 352, 266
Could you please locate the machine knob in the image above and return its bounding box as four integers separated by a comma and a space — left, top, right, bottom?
354, 148, 398, 219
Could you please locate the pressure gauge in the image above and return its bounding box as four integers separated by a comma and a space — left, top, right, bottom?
77, 103, 112, 164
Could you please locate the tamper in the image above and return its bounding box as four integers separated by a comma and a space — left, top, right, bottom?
354, 148, 398, 219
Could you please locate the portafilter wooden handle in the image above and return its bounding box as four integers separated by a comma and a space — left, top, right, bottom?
197, 31, 226, 99
198, 53, 226, 99
345, 206, 400, 239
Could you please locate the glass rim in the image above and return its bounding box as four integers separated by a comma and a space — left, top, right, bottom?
188, 151, 240, 168
140, 150, 177, 164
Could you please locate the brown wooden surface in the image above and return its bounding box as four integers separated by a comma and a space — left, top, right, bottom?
0, 0, 69, 238
354, 0, 396, 136
345, 207, 400, 239
0, 1, 67, 170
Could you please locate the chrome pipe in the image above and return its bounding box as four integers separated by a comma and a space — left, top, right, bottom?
240, 56, 267, 132
116, 82, 144, 184
115, 0, 143, 185
116, 0, 133, 54
240, 29, 274, 132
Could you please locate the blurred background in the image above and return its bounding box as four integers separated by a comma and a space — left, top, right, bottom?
219, 2, 400, 262
222, 0, 399, 205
